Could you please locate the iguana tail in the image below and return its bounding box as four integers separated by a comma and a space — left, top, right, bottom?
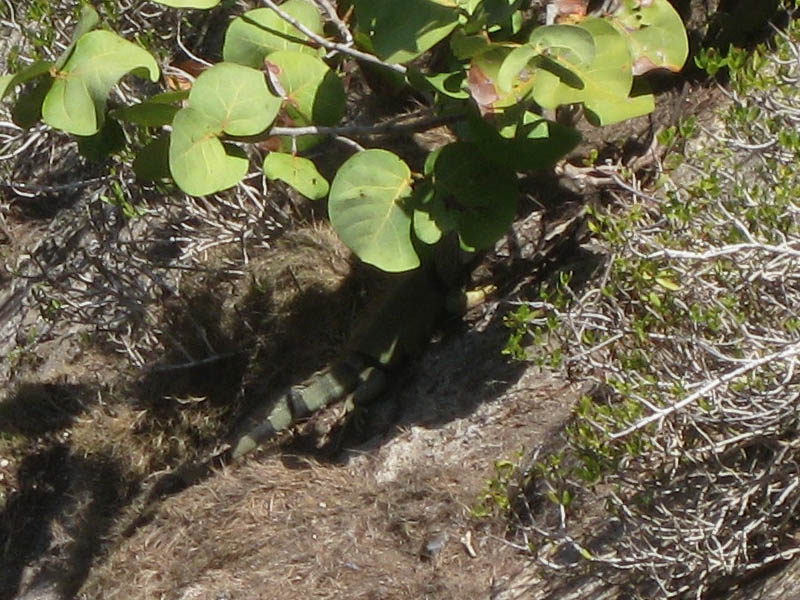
228, 354, 389, 459
226, 250, 457, 460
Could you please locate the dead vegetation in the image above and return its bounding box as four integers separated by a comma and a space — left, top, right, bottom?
3, 1, 799, 600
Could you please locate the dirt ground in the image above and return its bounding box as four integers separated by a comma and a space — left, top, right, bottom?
2, 1, 795, 599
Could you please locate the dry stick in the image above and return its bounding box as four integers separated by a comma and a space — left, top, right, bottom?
268, 112, 462, 138
260, 0, 407, 74
313, 0, 352, 45
609, 341, 800, 439
0, 176, 113, 193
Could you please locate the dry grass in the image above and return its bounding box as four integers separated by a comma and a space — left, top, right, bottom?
80, 370, 576, 600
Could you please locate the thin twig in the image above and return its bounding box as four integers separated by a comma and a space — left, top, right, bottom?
260, 0, 407, 74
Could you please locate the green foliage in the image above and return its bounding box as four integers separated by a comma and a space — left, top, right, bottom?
471, 457, 518, 518
353, 0, 460, 64
502, 14, 800, 590
0, 0, 688, 272
223, 1, 323, 67
328, 149, 418, 272
264, 152, 329, 199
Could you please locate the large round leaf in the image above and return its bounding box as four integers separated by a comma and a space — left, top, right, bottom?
42, 30, 159, 135
263, 152, 329, 200
609, 0, 688, 74
265, 50, 345, 151
189, 62, 280, 136
497, 24, 595, 94
169, 107, 249, 196
354, 0, 459, 64
329, 150, 419, 272
223, 1, 323, 68
531, 18, 654, 125
432, 142, 518, 250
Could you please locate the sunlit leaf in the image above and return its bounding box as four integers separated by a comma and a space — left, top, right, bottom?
264, 152, 329, 199
354, 0, 459, 64
42, 31, 159, 135
329, 150, 419, 272
610, 0, 688, 74
189, 62, 280, 136
169, 107, 249, 195
223, 0, 323, 68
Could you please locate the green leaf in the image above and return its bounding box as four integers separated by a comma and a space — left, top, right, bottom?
189, 62, 280, 136
77, 117, 125, 161
0, 61, 52, 101
431, 142, 518, 250
354, 0, 460, 64
531, 18, 654, 125
54, 2, 101, 70
528, 24, 595, 65
151, 0, 221, 8
112, 90, 188, 126
265, 50, 345, 151
610, 0, 689, 74
413, 208, 443, 245
412, 184, 452, 245
655, 276, 681, 291
113, 102, 179, 127
498, 24, 595, 94
11, 77, 52, 129
450, 29, 492, 59
467, 111, 581, 171
42, 30, 159, 136
407, 68, 469, 99
263, 152, 329, 199
134, 134, 171, 181
328, 150, 419, 272
169, 107, 249, 196
223, 1, 323, 68
468, 47, 536, 114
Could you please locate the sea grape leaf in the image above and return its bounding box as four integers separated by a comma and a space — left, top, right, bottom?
77, 117, 125, 161
431, 142, 518, 250
407, 68, 469, 99
134, 134, 171, 181
54, 2, 101, 70
467, 111, 581, 170
169, 107, 249, 196
265, 50, 345, 151
609, 0, 689, 74
468, 46, 536, 114
189, 62, 280, 136
263, 152, 329, 200
328, 150, 419, 272
0, 61, 52, 100
450, 30, 492, 59
354, 0, 460, 64
498, 24, 596, 97
413, 207, 443, 245
11, 77, 52, 129
42, 30, 159, 136
531, 17, 654, 125
111, 90, 188, 127
223, 1, 323, 68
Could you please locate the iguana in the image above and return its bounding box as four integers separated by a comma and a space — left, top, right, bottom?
227, 234, 471, 459
226, 207, 586, 460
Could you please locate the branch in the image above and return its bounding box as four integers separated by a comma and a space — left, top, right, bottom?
609, 341, 800, 439
260, 0, 407, 74
267, 112, 462, 138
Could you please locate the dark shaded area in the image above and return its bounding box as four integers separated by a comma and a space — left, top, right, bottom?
0, 445, 128, 600
0, 383, 89, 436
